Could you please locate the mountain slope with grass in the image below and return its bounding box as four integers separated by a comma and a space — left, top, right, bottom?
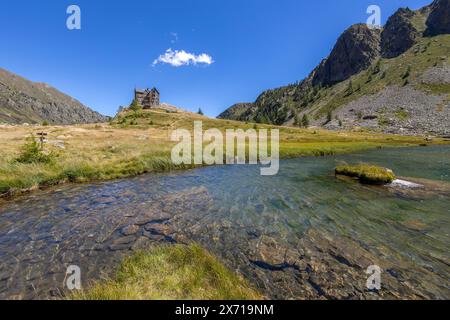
0, 67, 108, 125
217, 102, 255, 120
219, 0, 450, 136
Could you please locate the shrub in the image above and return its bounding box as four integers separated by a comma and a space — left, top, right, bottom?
129, 99, 142, 112
15, 136, 56, 164
345, 80, 354, 96
378, 114, 390, 127
326, 110, 333, 124
301, 114, 310, 128
372, 60, 381, 75
395, 109, 409, 121
402, 66, 411, 79
293, 114, 300, 126
357, 111, 363, 120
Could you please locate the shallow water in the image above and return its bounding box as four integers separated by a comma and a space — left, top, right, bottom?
0, 145, 449, 299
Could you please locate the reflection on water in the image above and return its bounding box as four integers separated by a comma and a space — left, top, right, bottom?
0, 146, 449, 299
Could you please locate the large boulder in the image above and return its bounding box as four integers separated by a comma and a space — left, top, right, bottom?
425, 0, 450, 36
381, 8, 419, 58
312, 24, 381, 86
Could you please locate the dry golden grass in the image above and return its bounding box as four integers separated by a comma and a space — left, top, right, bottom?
0, 108, 444, 196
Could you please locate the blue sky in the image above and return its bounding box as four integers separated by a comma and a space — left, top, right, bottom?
0, 0, 431, 117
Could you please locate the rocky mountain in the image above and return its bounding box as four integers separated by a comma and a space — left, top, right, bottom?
219, 0, 450, 136
381, 8, 422, 58
425, 0, 450, 36
0, 68, 108, 124
312, 24, 381, 86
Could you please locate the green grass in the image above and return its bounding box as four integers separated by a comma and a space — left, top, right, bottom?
0, 152, 190, 194
416, 83, 450, 95
72, 244, 262, 300
394, 109, 410, 121
335, 163, 396, 185
15, 136, 56, 164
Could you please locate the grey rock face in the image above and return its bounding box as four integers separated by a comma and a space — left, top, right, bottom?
0, 67, 108, 124
381, 8, 419, 58
312, 24, 381, 86
425, 0, 450, 36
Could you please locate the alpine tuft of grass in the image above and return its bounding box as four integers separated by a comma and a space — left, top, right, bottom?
71, 244, 263, 300
335, 163, 396, 185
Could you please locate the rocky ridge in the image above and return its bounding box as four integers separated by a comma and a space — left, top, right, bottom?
312, 24, 381, 86
381, 8, 420, 58
0, 68, 108, 125
425, 0, 450, 36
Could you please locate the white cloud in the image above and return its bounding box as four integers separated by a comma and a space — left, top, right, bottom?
152, 49, 214, 67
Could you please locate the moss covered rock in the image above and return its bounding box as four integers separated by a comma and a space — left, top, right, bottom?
335, 163, 396, 185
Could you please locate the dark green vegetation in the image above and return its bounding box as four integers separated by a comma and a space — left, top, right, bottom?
129, 98, 143, 113
335, 163, 396, 184
72, 244, 262, 300
15, 136, 56, 165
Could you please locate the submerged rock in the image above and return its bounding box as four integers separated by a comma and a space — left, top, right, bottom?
120, 224, 140, 236
389, 179, 424, 189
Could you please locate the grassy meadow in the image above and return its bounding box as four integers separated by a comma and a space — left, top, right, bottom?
0, 108, 445, 197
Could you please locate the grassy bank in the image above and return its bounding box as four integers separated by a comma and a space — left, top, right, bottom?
0, 108, 444, 197
72, 244, 262, 300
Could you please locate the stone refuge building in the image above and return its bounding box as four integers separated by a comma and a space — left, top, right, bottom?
134, 87, 160, 109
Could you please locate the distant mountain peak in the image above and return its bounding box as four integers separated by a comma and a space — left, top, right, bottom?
312, 23, 381, 86
0, 68, 108, 124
